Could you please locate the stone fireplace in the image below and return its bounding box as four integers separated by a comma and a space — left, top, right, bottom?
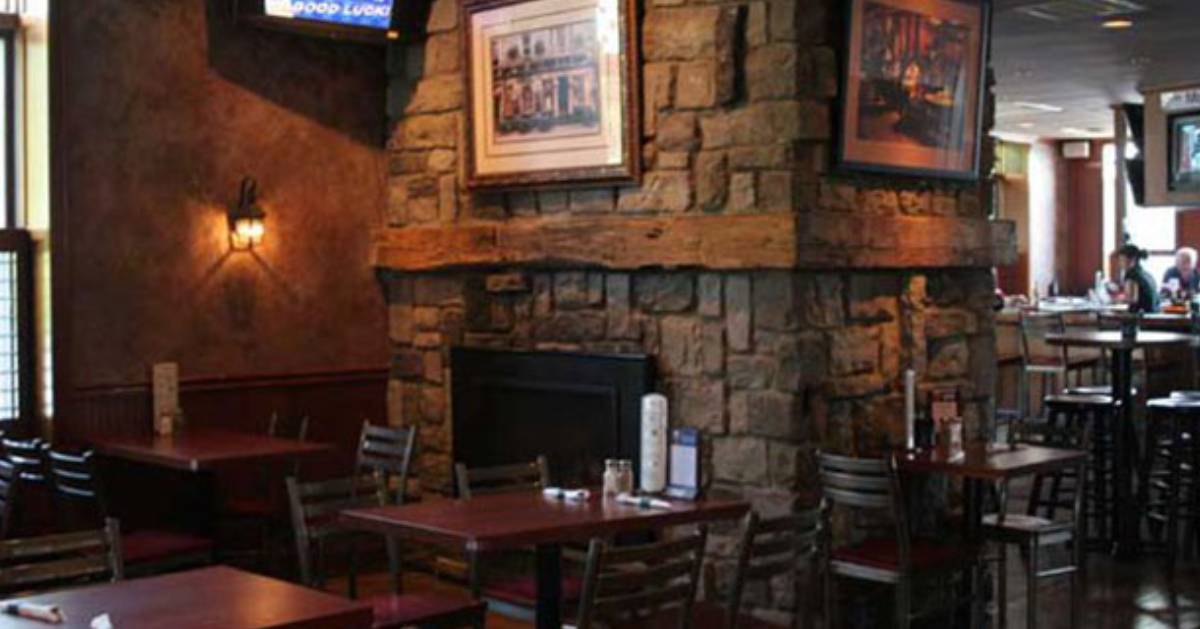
378, 0, 1014, 621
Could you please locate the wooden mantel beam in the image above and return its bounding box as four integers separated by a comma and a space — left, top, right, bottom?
372, 214, 1016, 272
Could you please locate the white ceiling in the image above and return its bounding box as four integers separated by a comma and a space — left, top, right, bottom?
992, 0, 1200, 140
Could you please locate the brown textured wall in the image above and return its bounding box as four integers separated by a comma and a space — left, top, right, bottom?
55, 0, 389, 392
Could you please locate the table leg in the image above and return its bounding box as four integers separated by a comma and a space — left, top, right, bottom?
1111, 348, 1139, 558
535, 543, 562, 629
963, 478, 984, 629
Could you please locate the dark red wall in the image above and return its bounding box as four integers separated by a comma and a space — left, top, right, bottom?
1063, 140, 1105, 294
52, 0, 389, 438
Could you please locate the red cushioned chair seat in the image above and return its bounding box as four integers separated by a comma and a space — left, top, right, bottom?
369, 592, 484, 629
831, 538, 969, 571
122, 529, 214, 565
483, 575, 583, 606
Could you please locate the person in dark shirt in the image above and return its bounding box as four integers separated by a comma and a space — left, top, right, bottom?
1162, 246, 1200, 295
1119, 243, 1160, 313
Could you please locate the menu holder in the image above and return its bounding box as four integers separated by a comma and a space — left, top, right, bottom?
665, 428, 700, 501
151, 362, 180, 437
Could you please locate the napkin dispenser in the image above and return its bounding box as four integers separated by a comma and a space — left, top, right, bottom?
640, 393, 668, 493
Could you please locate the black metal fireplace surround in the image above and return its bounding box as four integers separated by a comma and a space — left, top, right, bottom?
450, 347, 653, 491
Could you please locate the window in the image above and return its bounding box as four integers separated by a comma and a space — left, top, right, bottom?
0, 9, 34, 426
1102, 142, 1178, 282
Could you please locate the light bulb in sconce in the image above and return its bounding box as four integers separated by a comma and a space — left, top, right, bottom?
228, 177, 267, 250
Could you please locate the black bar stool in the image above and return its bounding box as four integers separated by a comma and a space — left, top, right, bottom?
1141, 396, 1200, 568
1030, 394, 1118, 549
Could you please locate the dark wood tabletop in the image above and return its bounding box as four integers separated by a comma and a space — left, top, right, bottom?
897, 443, 1088, 481
340, 490, 749, 552
90, 428, 332, 472
0, 566, 371, 629
1045, 329, 1197, 350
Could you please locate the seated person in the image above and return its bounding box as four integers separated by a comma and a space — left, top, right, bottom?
1162, 246, 1200, 295
1119, 243, 1160, 313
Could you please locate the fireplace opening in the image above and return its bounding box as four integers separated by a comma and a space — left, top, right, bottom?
450, 347, 654, 491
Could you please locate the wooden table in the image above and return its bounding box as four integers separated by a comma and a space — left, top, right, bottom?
899, 443, 1089, 627
341, 490, 748, 629
0, 566, 371, 628
1047, 329, 1196, 556
90, 428, 331, 472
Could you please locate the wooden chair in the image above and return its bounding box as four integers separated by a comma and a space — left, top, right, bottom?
45, 449, 213, 575
0, 518, 123, 595
695, 509, 821, 629
218, 412, 310, 570
285, 475, 485, 629
575, 526, 709, 629
2, 438, 50, 535
985, 418, 1087, 629
356, 421, 417, 506
454, 456, 549, 499
0, 459, 21, 540
453, 456, 580, 621
818, 452, 972, 629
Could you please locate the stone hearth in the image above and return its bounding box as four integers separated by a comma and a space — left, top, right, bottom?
378, 0, 1011, 621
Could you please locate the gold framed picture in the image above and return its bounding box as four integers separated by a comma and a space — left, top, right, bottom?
462, 0, 641, 189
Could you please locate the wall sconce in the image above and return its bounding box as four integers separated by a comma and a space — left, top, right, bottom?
229, 177, 266, 250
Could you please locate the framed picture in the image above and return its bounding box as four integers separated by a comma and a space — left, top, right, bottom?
839, 0, 990, 180
462, 0, 641, 189
1169, 112, 1200, 192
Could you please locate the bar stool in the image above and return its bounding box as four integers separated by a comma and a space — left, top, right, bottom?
1140, 397, 1200, 568
1028, 394, 1117, 548
1018, 312, 1102, 420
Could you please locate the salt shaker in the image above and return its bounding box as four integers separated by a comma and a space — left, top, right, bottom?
603, 459, 621, 497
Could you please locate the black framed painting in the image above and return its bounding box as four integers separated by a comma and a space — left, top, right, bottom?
1169, 112, 1200, 192
839, 0, 991, 180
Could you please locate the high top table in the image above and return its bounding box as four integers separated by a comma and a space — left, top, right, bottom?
341, 490, 748, 629
1046, 329, 1198, 557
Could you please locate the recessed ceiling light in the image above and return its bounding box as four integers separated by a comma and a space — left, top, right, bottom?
1061, 127, 1090, 135
1013, 101, 1065, 113
1102, 17, 1134, 29
1019, 122, 1036, 129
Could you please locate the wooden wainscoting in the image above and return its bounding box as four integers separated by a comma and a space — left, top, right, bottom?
58, 368, 389, 476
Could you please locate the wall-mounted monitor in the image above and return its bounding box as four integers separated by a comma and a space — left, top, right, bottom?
1170, 112, 1200, 193
235, 0, 428, 44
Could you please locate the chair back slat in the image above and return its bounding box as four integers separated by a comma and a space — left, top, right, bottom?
0, 460, 19, 540
354, 421, 416, 505
1019, 311, 1067, 366
47, 450, 108, 527
577, 527, 707, 629
0, 519, 123, 594
723, 508, 821, 629
818, 452, 915, 583
2, 439, 47, 484
455, 456, 549, 498
286, 475, 390, 591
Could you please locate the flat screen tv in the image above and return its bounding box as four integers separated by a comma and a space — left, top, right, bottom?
235, 0, 426, 43
1170, 112, 1200, 192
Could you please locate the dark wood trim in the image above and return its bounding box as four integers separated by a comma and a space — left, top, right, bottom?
49, 0, 71, 423
372, 214, 1017, 272
1, 27, 14, 228
71, 367, 389, 398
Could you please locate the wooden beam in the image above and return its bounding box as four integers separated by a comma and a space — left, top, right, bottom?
372, 214, 1014, 272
